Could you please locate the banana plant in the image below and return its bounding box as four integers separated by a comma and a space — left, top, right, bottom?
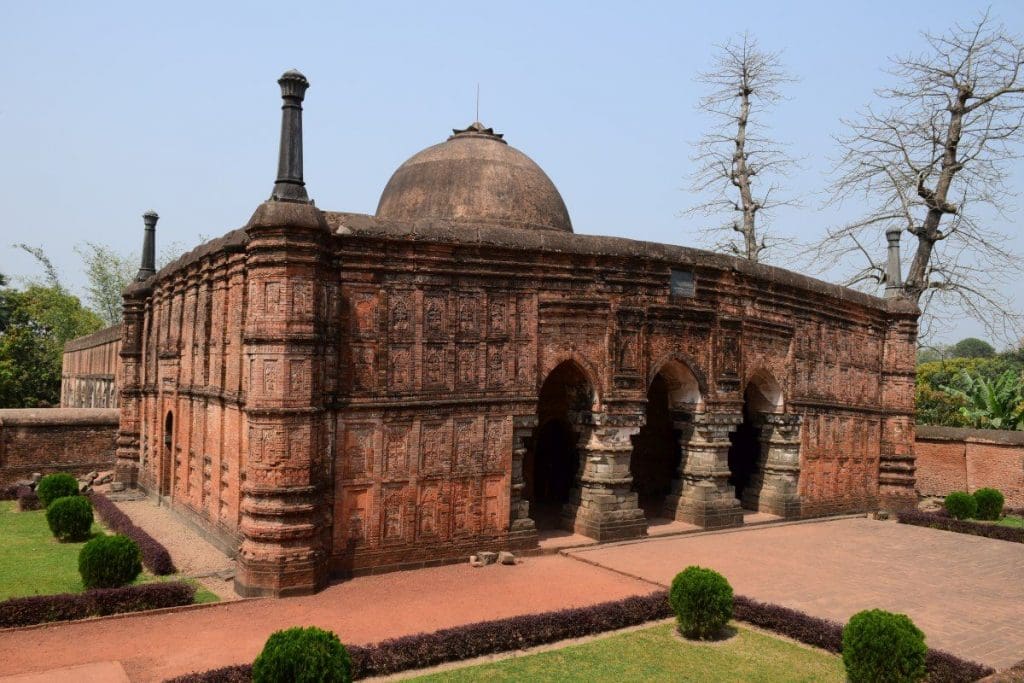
940, 369, 1024, 430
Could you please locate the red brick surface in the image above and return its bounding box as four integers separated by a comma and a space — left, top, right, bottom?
0, 409, 118, 487
61, 325, 121, 409
916, 428, 1024, 507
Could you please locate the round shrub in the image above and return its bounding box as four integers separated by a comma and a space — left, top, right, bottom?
78, 534, 142, 588
973, 488, 1004, 521
45, 495, 93, 542
842, 609, 926, 683
944, 491, 977, 520
668, 565, 733, 639
252, 626, 351, 683
36, 473, 79, 508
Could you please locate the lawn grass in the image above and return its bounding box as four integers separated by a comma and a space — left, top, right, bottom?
995, 515, 1024, 528
409, 622, 844, 683
0, 501, 218, 603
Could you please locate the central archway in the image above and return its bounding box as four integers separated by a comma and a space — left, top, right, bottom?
631, 360, 702, 520
525, 360, 594, 531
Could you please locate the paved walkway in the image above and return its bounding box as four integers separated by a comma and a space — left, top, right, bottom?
0, 556, 655, 683
567, 517, 1024, 670
2, 517, 1020, 680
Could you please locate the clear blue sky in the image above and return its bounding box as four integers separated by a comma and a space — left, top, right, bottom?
2, 0, 1021, 344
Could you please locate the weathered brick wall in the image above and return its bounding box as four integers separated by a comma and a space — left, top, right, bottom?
61, 325, 122, 408
0, 408, 118, 487
116, 208, 917, 591
916, 426, 1024, 507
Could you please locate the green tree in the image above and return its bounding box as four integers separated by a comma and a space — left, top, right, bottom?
950, 337, 996, 359
940, 368, 1024, 430
0, 284, 103, 408
75, 242, 135, 326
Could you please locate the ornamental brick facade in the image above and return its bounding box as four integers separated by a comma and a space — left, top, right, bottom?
111, 71, 919, 597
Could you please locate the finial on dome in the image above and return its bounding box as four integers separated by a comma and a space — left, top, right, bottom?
271, 69, 311, 203
449, 121, 506, 143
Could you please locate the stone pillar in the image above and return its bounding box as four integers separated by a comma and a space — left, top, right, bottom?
741, 413, 802, 518
271, 70, 310, 203
508, 415, 539, 546
879, 306, 918, 511
136, 211, 158, 281
563, 412, 647, 541
669, 411, 744, 529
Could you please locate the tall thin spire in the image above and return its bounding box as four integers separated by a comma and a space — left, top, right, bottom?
271, 69, 311, 203
884, 227, 903, 298
135, 211, 158, 281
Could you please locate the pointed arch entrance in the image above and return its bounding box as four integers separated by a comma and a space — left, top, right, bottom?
729, 371, 783, 508
160, 410, 174, 497
631, 360, 702, 520
523, 360, 594, 531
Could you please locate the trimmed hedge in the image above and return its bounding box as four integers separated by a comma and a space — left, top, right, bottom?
897, 510, 1024, 544
90, 493, 176, 575
972, 488, 1005, 521
165, 591, 994, 683
45, 495, 94, 542
669, 566, 733, 639
36, 473, 80, 508
842, 609, 927, 682
0, 582, 195, 628
944, 491, 977, 520
79, 535, 143, 589
252, 627, 351, 683
16, 486, 41, 511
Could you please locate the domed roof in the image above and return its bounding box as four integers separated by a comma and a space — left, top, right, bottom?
375, 122, 573, 233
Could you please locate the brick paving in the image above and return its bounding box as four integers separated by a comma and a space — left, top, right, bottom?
567, 517, 1024, 670
0, 556, 655, 683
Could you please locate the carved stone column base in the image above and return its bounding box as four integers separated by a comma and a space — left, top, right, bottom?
740, 414, 803, 519
563, 484, 647, 541
671, 481, 743, 529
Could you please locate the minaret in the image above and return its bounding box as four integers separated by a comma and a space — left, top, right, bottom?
884, 227, 903, 299
271, 69, 310, 202
135, 210, 158, 281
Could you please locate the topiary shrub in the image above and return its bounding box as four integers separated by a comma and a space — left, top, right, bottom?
78, 534, 143, 589
668, 565, 733, 639
36, 473, 79, 508
45, 495, 94, 542
944, 491, 977, 520
252, 626, 352, 683
973, 488, 1005, 521
842, 609, 926, 683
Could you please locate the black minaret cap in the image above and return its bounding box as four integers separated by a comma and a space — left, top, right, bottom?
136, 210, 158, 281
271, 69, 311, 203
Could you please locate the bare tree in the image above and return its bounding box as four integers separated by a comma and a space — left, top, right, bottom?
817, 12, 1024, 342
686, 32, 797, 262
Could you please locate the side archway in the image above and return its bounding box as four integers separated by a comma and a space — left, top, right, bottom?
729, 369, 785, 508
161, 410, 174, 497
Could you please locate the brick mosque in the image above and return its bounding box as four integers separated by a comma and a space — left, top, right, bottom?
102, 70, 919, 597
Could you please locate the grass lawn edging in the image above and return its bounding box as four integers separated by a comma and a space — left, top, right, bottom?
897, 510, 1024, 543
90, 493, 177, 574
165, 591, 994, 683
0, 582, 195, 628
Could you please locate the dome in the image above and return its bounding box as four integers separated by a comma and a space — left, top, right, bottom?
375, 122, 573, 233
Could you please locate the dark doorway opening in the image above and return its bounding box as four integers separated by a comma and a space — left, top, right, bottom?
526, 361, 591, 530
161, 411, 174, 497
631, 374, 681, 517
727, 398, 760, 505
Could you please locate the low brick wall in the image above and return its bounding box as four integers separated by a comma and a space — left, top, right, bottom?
0, 409, 118, 487
916, 426, 1024, 507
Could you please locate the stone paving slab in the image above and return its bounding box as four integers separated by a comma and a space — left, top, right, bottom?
0, 555, 656, 683
566, 517, 1024, 670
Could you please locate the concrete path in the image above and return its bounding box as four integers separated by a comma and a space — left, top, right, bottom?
0, 556, 656, 683
566, 517, 1024, 670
